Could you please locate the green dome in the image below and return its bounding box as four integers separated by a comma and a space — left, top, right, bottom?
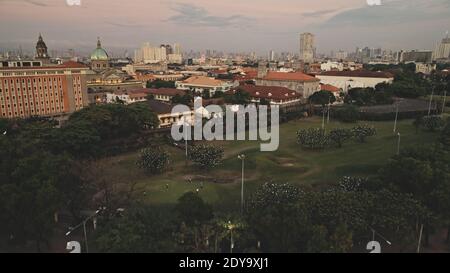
90, 38, 109, 61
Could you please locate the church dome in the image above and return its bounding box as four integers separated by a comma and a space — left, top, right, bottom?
90, 38, 109, 61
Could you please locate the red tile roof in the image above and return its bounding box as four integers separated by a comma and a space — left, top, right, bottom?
148, 88, 186, 96
261, 71, 320, 82
319, 70, 394, 78
231, 85, 302, 101
0, 61, 88, 70
320, 84, 341, 93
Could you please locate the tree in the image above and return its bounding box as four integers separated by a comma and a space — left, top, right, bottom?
259, 98, 271, 106
329, 223, 353, 253
440, 118, 450, 149
247, 182, 310, 252
189, 144, 224, 169
346, 87, 392, 106
175, 192, 213, 226
136, 146, 171, 175
338, 176, 368, 192
309, 91, 336, 106
146, 79, 175, 89
212, 91, 224, 98
376, 146, 449, 246
296, 128, 328, 149
224, 88, 251, 105
328, 128, 353, 148
94, 204, 177, 253
334, 105, 360, 123
171, 93, 193, 105
417, 116, 445, 132
351, 124, 376, 143
202, 90, 211, 99
0, 152, 63, 251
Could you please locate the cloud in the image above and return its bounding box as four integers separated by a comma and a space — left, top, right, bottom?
167, 3, 254, 28
104, 21, 146, 28
320, 0, 450, 28
302, 9, 339, 18
0, 0, 50, 7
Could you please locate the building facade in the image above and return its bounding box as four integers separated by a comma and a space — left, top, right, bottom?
35, 34, 51, 65
90, 38, 110, 72
256, 63, 320, 98
233, 85, 303, 107
399, 50, 433, 63
300, 33, 315, 63
316, 70, 394, 92
175, 76, 235, 97
433, 34, 450, 62
0, 61, 89, 119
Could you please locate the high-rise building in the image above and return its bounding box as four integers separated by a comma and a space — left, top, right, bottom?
432, 32, 450, 61
400, 50, 433, 63
268, 50, 275, 61
173, 43, 182, 55
299, 33, 315, 63
335, 50, 348, 60
160, 44, 173, 55
134, 43, 167, 64
0, 61, 89, 119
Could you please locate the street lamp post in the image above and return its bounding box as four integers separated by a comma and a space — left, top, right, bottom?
184, 122, 188, 159
65, 209, 101, 253
321, 105, 326, 130
428, 85, 434, 116
238, 154, 245, 214
226, 221, 235, 254
396, 132, 401, 156
370, 226, 392, 246
442, 90, 447, 116
393, 103, 399, 134
327, 96, 331, 124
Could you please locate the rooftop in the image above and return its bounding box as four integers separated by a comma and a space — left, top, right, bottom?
231, 85, 302, 101
148, 88, 186, 96
261, 71, 319, 82
320, 84, 341, 93
145, 100, 175, 114
319, 70, 395, 78
0, 61, 88, 70
180, 76, 227, 86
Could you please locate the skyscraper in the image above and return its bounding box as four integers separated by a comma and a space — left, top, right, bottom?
268, 50, 275, 61
299, 33, 315, 63
432, 32, 450, 61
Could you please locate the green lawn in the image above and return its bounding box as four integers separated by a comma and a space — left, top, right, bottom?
99, 117, 440, 210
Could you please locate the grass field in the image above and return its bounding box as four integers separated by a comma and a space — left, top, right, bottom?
99, 117, 440, 210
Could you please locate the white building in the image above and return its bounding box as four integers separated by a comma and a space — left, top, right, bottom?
134, 43, 167, 64
335, 51, 348, 60
316, 71, 394, 92
175, 76, 235, 97
321, 61, 344, 72
106, 89, 149, 105
432, 34, 450, 61
415, 63, 436, 75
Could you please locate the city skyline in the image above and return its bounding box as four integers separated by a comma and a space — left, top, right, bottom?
0, 0, 449, 54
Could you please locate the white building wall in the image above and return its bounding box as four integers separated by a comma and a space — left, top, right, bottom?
316, 75, 394, 92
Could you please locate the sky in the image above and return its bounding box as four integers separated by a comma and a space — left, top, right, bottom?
0, 0, 449, 56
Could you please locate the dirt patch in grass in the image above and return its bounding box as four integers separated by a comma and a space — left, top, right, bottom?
182, 174, 235, 184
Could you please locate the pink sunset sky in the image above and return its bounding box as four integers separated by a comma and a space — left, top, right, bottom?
0, 0, 449, 55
